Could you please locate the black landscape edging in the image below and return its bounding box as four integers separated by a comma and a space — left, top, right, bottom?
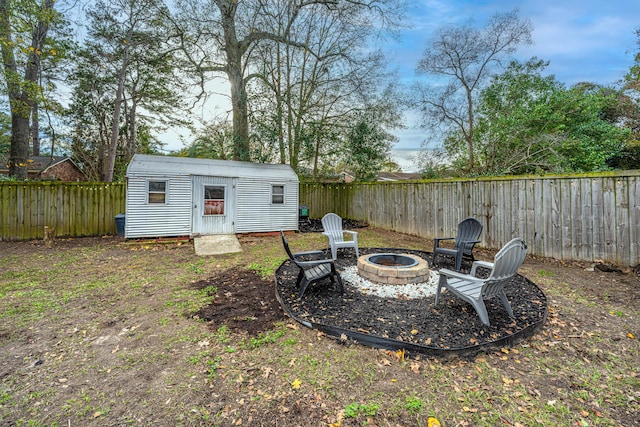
275, 252, 548, 358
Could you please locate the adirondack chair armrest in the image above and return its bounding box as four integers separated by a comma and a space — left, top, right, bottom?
433, 237, 456, 247
294, 258, 336, 268
470, 260, 494, 277
438, 267, 481, 282
342, 230, 357, 238
292, 249, 325, 258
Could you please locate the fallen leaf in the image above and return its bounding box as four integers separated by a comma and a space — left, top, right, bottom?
628, 333, 634, 339
262, 367, 273, 379
93, 411, 104, 418
411, 329, 419, 335
427, 417, 441, 427
410, 362, 420, 374
425, 337, 432, 345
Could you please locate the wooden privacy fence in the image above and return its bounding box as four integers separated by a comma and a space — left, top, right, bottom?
300, 171, 640, 266
1, 182, 126, 241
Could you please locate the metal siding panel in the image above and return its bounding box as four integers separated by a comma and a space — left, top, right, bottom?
125, 176, 192, 238
235, 179, 298, 232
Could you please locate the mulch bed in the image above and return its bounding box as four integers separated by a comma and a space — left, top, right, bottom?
193, 267, 287, 336
275, 247, 548, 357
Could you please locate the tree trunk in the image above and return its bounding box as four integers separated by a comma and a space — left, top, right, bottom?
126, 97, 137, 159
276, 45, 286, 164
465, 86, 475, 171
32, 103, 40, 156
217, 0, 251, 161
8, 113, 30, 179
103, 45, 129, 182
228, 65, 251, 161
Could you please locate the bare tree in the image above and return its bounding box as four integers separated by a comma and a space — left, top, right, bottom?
172, 0, 402, 162
415, 9, 533, 172
249, 1, 400, 174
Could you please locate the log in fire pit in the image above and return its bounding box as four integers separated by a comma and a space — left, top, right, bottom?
357, 253, 430, 285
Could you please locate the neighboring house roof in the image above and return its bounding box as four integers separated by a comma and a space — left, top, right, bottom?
126, 154, 299, 181
0, 156, 85, 181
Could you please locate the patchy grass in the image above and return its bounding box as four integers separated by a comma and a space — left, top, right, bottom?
0, 229, 638, 426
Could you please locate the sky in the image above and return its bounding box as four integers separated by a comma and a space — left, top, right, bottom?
157, 0, 640, 170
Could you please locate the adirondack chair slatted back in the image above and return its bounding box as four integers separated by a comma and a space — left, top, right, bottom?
321, 213, 343, 241
321, 213, 359, 260
281, 231, 296, 260
455, 218, 484, 256
482, 238, 527, 298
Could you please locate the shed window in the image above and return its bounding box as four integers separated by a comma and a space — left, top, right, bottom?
148, 180, 166, 204
272, 184, 285, 204
204, 185, 225, 215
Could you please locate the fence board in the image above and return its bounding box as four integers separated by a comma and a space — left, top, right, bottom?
300, 171, 640, 266
0, 182, 125, 241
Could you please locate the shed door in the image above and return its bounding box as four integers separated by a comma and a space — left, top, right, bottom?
192, 176, 237, 235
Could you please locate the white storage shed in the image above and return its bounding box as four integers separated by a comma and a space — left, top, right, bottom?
124, 154, 299, 238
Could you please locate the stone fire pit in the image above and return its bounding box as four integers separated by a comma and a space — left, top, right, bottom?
357, 253, 430, 285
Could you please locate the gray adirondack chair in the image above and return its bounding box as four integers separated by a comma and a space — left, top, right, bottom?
435, 238, 527, 326
321, 213, 359, 260
280, 231, 344, 298
432, 217, 483, 271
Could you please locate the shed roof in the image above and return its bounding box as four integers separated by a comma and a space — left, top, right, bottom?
126, 154, 298, 181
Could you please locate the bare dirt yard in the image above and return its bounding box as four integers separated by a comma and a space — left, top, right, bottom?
1, 227, 639, 426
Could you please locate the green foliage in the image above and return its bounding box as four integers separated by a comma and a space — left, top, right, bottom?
247, 328, 286, 349
344, 113, 396, 181
214, 325, 231, 344
178, 120, 234, 160
446, 58, 632, 176
404, 395, 424, 415
64, 0, 189, 181
247, 256, 286, 280
344, 402, 380, 418
0, 0, 72, 179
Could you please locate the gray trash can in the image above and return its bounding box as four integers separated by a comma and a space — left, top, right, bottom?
115, 213, 126, 237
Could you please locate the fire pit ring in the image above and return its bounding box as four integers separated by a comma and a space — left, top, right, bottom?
357, 253, 430, 285
366, 253, 419, 267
